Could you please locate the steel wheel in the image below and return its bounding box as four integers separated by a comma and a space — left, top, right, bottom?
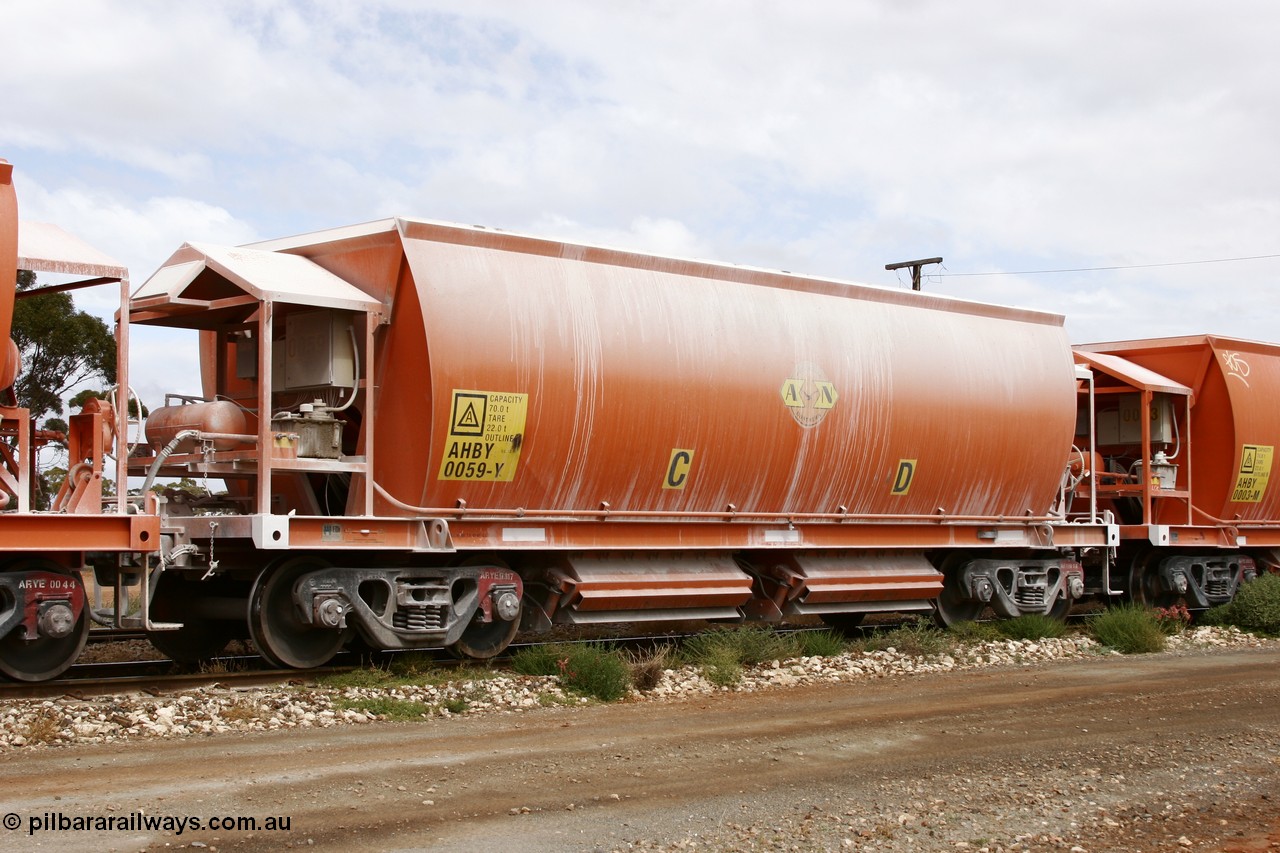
248, 558, 348, 669
0, 564, 89, 682
1126, 549, 1181, 609
1046, 595, 1073, 621
449, 612, 520, 659
447, 555, 520, 660
933, 556, 985, 628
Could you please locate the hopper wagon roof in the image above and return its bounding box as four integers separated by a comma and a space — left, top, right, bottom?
242, 216, 1067, 329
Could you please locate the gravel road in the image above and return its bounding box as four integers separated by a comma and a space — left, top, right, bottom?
1, 639, 1279, 853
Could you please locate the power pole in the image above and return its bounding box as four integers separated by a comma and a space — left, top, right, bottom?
885, 257, 943, 291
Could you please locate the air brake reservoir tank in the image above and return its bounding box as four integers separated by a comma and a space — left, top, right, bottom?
145, 400, 248, 453
367, 222, 1079, 519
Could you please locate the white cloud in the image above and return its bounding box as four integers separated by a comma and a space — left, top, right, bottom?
525, 214, 718, 260
16, 176, 259, 304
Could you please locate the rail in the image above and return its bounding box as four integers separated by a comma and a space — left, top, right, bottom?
0, 623, 911, 700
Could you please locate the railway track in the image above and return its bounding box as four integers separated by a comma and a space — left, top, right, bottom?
0, 656, 319, 701
85, 628, 149, 644
3, 618, 933, 702
0, 641, 528, 701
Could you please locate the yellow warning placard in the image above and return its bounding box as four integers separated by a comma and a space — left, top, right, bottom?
438, 389, 528, 482
1232, 444, 1273, 503
663, 448, 694, 490
890, 459, 917, 496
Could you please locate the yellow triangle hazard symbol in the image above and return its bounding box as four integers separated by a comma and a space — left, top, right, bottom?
456, 401, 481, 431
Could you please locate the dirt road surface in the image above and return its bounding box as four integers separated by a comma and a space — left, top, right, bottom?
3, 646, 1280, 853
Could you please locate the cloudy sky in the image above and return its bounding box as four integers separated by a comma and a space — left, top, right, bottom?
2, 1, 1278, 405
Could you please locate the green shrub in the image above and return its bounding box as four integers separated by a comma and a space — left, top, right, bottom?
678, 631, 728, 666
387, 651, 440, 678
317, 652, 481, 690
854, 618, 951, 657
1199, 603, 1232, 627
557, 643, 632, 701
513, 643, 631, 701
336, 696, 432, 720
1088, 605, 1166, 654
315, 667, 394, 689
537, 691, 576, 707
679, 631, 740, 685
511, 644, 565, 677
699, 646, 744, 687
723, 625, 799, 665
1224, 572, 1280, 635
997, 614, 1067, 641
946, 620, 1003, 644
680, 626, 797, 667
678, 626, 802, 687
796, 628, 848, 658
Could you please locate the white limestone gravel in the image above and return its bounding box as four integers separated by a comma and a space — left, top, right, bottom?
0, 626, 1268, 750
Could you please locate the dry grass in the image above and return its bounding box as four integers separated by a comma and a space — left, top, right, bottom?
21, 713, 64, 744
625, 644, 676, 693
198, 656, 248, 675
219, 699, 264, 723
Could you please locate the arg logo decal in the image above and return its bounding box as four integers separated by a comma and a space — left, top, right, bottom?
780, 362, 838, 428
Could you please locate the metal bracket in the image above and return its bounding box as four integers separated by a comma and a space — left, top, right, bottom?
252, 514, 291, 549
